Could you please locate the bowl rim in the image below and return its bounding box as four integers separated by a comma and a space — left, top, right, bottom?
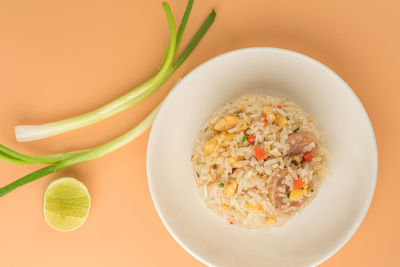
146, 47, 378, 267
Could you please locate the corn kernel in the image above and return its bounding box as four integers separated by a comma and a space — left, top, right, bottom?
289, 188, 304, 201
229, 157, 237, 167
262, 106, 276, 122
245, 202, 264, 211
293, 155, 301, 163
302, 182, 308, 189
276, 114, 287, 128
225, 133, 236, 141
203, 136, 218, 156
224, 180, 238, 198
222, 204, 229, 210
266, 217, 277, 225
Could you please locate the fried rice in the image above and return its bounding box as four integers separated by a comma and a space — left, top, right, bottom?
191, 94, 329, 229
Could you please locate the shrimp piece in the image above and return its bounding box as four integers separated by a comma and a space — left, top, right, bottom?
267, 170, 307, 213
286, 132, 318, 156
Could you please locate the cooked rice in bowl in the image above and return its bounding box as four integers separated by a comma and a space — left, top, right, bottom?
192, 94, 329, 229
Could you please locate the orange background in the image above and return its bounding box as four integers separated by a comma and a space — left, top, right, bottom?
0, 0, 398, 266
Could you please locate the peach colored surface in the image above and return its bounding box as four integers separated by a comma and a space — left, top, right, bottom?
0, 0, 398, 266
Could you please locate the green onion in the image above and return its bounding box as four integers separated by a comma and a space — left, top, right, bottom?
218, 183, 224, 188
293, 127, 300, 133
275, 206, 278, 209
175, 0, 193, 52
3, 2, 216, 165
0, 107, 159, 198
242, 135, 248, 143
14, 0, 215, 143
0, 1, 216, 198
0, 144, 87, 165
0, 152, 28, 165
196, 171, 200, 178
14, 3, 175, 142
204, 127, 208, 133
311, 189, 314, 192
286, 193, 290, 198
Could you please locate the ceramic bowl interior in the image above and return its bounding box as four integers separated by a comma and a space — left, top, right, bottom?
146, 48, 377, 267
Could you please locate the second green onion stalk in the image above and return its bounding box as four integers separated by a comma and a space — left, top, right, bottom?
0, 0, 216, 197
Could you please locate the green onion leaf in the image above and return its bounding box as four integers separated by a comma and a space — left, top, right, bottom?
160, 45, 170, 67
14, 1, 217, 142
286, 193, 290, 198
0, 152, 29, 165
175, 0, 194, 52
293, 127, 300, 133
0, 144, 86, 164
171, 9, 216, 71
275, 206, 278, 209
242, 135, 248, 143
0, 106, 159, 198
2, 1, 216, 164
0, 1, 217, 198
0, 165, 57, 198
311, 189, 314, 192
204, 127, 208, 133
218, 183, 224, 188
196, 171, 200, 178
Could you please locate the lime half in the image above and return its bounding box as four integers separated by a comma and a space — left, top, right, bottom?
43, 177, 91, 232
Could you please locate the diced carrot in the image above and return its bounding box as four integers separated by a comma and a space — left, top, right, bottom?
293, 177, 302, 190
248, 134, 256, 144
252, 186, 258, 190
277, 105, 282, 109
303, 151, 313, 162
260, 117, 268, 126
229, 221, 234, 225
254, 147, 267, 160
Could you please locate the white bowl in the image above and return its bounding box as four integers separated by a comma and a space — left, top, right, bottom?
146, 47, 377, 267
